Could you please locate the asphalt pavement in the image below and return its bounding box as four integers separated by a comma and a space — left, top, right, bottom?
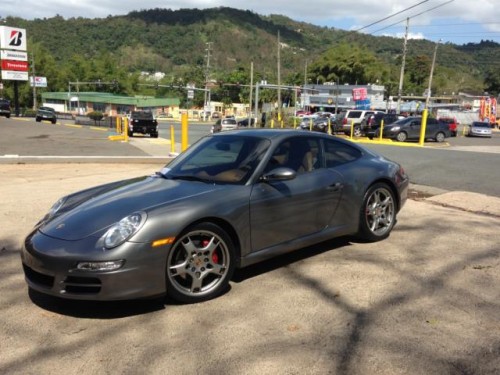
0, 163, 498, 375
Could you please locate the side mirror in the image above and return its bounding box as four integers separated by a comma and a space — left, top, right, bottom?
260, 167, 296, 182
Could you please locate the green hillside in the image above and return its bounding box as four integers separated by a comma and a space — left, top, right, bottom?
1, 7, 500, 108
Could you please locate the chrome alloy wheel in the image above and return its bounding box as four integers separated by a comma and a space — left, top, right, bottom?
167, 229, 231, 300
364, 186, 395, 237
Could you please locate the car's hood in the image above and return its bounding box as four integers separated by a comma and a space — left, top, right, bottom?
39, 175, 224, 241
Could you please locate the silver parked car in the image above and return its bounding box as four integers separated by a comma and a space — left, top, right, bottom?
466, 121, 492, 138
21, 130, 409, 304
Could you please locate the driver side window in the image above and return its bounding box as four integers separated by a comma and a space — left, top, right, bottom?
265, 137, 320, 174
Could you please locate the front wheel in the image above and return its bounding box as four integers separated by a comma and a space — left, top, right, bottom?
35, 117, 41, 122
435, 132, 445, 142
166, 223, 236, 303
396, 132, 407, 142
357, 183, 396, 242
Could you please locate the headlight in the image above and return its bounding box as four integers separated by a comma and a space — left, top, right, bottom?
390, 126, 400, 132
103, 212, 146, 249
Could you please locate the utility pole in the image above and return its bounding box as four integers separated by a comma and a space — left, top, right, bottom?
396, 17, 410, 114
248, 61, 254, 127
31, 50, 37, 110
203, 42, 212, 121
425, 39, 441, 110
277, 30, 281, 119
304, 60, 308, 86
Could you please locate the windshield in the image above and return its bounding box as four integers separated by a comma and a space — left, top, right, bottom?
472, 122, 490, 128
163, 135, 271, 184
132, 111, 154, 120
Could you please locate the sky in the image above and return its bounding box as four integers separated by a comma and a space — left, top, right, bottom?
1, 0, 500, 45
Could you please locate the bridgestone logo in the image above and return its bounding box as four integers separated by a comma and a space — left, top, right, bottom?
9, 30, 23, 47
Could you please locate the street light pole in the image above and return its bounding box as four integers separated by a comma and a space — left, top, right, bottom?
425, 39, 441, 110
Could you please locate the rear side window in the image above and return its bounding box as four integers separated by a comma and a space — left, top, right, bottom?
347, 111, 362, 119
323, 139, 362, 168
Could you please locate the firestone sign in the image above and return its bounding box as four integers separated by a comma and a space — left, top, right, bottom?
0, 26, 28, 82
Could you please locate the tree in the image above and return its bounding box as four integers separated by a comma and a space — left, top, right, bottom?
484, 69, 500, 96
308, 43, 388, 85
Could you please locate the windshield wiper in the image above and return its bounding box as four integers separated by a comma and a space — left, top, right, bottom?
169, 174, 212, 183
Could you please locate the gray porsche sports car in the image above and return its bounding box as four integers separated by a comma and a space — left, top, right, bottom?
21, 129, 409, 303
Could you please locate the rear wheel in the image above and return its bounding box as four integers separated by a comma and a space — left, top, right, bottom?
357, 183, 396, 242
35, 117, 41, 122
396, 132, 407, 142
353, 126, 362, 137
166, 223, 235, 303
127, 130, 133, 137
435, 132, 445, 142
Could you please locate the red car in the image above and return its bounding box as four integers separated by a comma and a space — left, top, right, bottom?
438, 117, 458, 137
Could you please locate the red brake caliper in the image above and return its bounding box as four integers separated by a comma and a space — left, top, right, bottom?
202, 239, 219, 263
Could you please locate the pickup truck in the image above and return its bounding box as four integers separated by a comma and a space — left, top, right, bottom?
128, 111, 158, 138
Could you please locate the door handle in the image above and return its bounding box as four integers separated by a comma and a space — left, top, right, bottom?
327, 182, 342, 192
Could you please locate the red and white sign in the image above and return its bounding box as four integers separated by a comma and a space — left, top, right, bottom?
352, 88, 368, 101
0, 26, 27, 51
30, 76, 48, 87
1, 59, 29, 71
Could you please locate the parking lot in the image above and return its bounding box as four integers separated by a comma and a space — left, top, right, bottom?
0, 163, 499, 374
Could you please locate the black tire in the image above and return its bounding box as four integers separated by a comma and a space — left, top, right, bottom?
35, 117, 41, 122
166, 222, 236, 303
127, 130, 133, 137
151, 133, 159, 138
357, 183, 396, 242
6, 114, 10, 119
435, 132, 445, 143
51, 119, 56, 124
396, 132, 407, 142
353, 126, 362, 137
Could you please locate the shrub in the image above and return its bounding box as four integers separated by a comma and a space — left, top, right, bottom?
87, 111, 104, 125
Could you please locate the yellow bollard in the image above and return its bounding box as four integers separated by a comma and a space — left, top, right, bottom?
379, 120, 384, 141
419, 109, 428, 147
181, 112, 188, 152
328, 118, 332, 135
280, 120, 284, 128
294, 116, 297, 128
124, 117, 129, 142
116, 116, 121, 134
309, 118, 313, 131
170, 124, 175, 154
350, 120, 354, 139
271, 119, 275, 129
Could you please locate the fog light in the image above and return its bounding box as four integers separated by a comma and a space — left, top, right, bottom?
76, 260, 125, 271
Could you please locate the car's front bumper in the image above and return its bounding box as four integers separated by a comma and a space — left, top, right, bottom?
21, 230, 168, 301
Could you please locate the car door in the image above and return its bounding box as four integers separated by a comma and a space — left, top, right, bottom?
424, 118, 438, 138
407, 119, 422, 139
249, 136, 343, 252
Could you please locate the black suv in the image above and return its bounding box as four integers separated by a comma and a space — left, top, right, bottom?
361, 113, 401, 139
0, 99, 11, 118
128, 111, 158, 138
36, 106, 57, 124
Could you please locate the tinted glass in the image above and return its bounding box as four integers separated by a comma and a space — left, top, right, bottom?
324, 139, 362, 168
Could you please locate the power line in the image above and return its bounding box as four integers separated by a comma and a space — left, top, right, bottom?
354, 0, 430, 32
370, 0, 455, 35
